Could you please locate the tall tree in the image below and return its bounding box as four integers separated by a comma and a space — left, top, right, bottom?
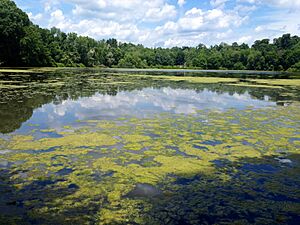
1, 1, 300, 71
20, 25, 54, 66
0, 0, 30, 65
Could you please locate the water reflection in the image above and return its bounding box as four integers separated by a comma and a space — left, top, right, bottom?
15, 87, 275, 132
0, 68, 299, 134
1, 69, 300, 224
51, 87, 274, 117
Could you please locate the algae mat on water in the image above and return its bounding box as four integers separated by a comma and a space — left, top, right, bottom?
0, 103, 300, 224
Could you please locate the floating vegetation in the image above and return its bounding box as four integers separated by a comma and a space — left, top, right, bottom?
8, 133, 118, 150
0, 84, 28, 89
1, 101, 300, 224
40, 129, 56, 133
1, 68, 300, 224
128, 74, 239, 84
226, 82, 284, 89
0, 69, 39, 73
250, 79, 300, 87
0, 68, 59, 73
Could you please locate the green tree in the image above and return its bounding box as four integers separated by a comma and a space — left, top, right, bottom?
0, 0, 30, 65
288, 61, 300, 72
207, 50, 222, 69
247, 50, 265, 70
118, 53, 146, 68
20, 25, 54, 66
1, 1, 300, 71
233, 62, 246, 70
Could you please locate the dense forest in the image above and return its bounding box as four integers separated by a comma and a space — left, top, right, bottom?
1, 0, 300, 71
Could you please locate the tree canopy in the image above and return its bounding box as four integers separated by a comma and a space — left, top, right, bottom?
1, 0, 300, 71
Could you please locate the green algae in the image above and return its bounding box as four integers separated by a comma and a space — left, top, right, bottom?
121, 134, 151, 143
88, 79, 133, 85
124, 142, 144, 151
128, 74, 239, 84
0, 138, 6, 146
0, 84, 28, 89
2, 68, 300, 224
0, 69, 39, 73
27, 123, 40, 127
62, 125, 72, 129
226, 83, 283, 89
42, 82, 65, 87
250, 79, 300, 87
8, 133, 117, 150
1, 102, 300, 224
40, 129, 56, 133
0, 80, 23, 83
96, 121, 118, 129
0, 68, 59, 73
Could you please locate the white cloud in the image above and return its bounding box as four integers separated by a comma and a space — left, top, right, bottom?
27, 12, 43, 23
178, 0, 186, 7
210, 0, 229, 8
72, 20, 140, 42
237, 0, 259, 3
50, 10, 64, 21
15, 0, 299, 48
238, 0, 300, 8
157, 7, 246, 35
149, 5, 249, 47
44, 0, 60, 12
42, 0, 248, 47
49, 9, 70, 30
237, 35, 252, 44
234, 4, 257, 14
67, 0, 176, 22
163, 33, 208, 48
144, 4, 177, 22
216, 29, 233, 39
251, 10, 300, 42
255, 25, 264, 32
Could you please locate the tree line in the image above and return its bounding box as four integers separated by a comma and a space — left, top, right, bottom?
1, 0, 300, 71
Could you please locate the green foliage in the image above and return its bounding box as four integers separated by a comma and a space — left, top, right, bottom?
20, 25, 54, 66
0, 0, 30, 65
288, 61, 300, 72
1, 1, 300, 70
118, 53, 146, 68
233, 62, 246, 70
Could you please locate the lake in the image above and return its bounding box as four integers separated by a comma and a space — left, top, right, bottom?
0, 68, 300, 224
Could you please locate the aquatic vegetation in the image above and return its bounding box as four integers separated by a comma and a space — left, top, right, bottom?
8, 133, 118, 150
122, 134, 151, 143
62, 125, 72, 130
0, 138, 6, 147
226, 83, 283, 89
129, 74, 239, 84
250, 79, 300, 87
1, 101, 299, 224
0, 68, 59, 74
40, 129, 56, 133
0, 84, 28, 89
0, 69, 40, 73
1, 69, 300, 224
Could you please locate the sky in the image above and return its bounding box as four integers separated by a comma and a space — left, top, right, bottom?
15, 0, 300, 47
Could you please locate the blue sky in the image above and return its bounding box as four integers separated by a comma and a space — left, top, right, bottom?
15, 0, 300, 47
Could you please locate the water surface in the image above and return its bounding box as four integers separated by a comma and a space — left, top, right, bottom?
0, 68, 299, 224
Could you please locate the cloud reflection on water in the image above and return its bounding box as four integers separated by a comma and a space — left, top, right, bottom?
25, 87, 276, 128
